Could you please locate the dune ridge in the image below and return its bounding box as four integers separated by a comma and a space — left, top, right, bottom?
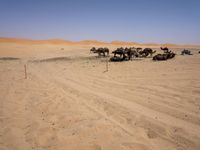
0, 37, 200, 48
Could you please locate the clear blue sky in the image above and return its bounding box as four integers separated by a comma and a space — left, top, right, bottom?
0, 0, 200, 44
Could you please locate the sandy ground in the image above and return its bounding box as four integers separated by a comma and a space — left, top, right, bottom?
0, 42, 200, 150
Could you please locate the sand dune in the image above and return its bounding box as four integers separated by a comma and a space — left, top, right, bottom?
0, 42, 200, 150
1, 37, 200, 48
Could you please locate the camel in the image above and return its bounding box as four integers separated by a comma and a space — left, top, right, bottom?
181, 49, 192, 55
124, 47, 140, 60
136, 47, 143, 52
112, 47, 126, 58
153, 51, 175, 61
102, 47, 109, 56
153, 54, 168, 61
160, 47, 169, 53
90, 47, 96, 53
139, 48, 156, 57
90, 47, 109, 56
110, 47, 125, 62
111, 47, 139, 61
166, 51, 176, 59
110, 56, 124, 62
144, 48, 156, 57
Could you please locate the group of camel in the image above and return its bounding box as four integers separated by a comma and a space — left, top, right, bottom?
181, 49, 193, 55
90, 47, 157, 61
112, 47, 156, 60
90, 47, 200, 62
90, 47, 176, 61
180, 49, 200, 55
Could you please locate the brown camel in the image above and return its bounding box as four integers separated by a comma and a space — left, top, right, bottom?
181, 49, 192, 55
153, 51, 175, 61
139, 48, 156, 57
90, 47, 109, 56
160, 47, 169, 53
111, 47, 138, 61
112, 47, 126, 58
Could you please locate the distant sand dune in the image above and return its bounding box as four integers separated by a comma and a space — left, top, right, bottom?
0, 37, 200, 48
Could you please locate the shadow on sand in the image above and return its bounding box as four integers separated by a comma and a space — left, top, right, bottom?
0, 57, 20, 61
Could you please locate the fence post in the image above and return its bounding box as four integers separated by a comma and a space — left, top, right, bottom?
106, 59, 108, 72
24, 64, 27, 79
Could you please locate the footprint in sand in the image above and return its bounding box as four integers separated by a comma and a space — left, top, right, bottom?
146, 129, 158, 139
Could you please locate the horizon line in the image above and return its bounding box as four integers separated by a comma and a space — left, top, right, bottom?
0, 36, 200, 46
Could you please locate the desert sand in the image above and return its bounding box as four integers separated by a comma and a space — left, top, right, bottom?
0, 38, 200, 150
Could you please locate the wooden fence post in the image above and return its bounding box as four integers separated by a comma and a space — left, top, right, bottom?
106, 59, 108, 72
24, 64, 27, 79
